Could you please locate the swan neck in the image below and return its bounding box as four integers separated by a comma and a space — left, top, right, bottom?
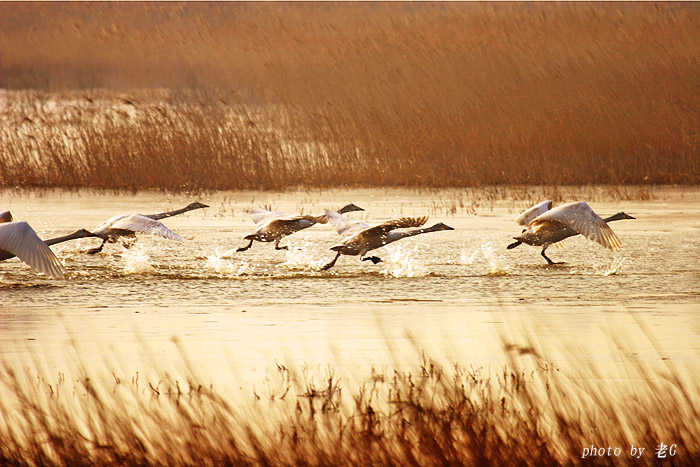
45, 230, 90, 246
603, 212, 632, 223
146, 204, 199, 221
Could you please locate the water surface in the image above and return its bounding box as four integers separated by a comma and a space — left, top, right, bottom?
1, 188, 698, 386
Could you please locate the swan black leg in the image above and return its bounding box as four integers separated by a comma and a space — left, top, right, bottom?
542, 245, 564, 264
321, 252, 341, 271
86, 238, 107, 255
236, 239, 254, 252
274, 240, 288, 250
361, 256, 382, 264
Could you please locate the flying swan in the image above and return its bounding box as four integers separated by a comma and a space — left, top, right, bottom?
507, 200, 634, 264
321, 216, 454, 270
237, 203, 364, 252
85, 201, 207, 254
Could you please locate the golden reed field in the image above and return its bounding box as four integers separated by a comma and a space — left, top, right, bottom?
1, 329, 699, 466
0, 2, 698, 191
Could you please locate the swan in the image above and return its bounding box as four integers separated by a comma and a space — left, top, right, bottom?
321, 216, 455, 270
86, 201, 207, 254
0, 212, 66, 279
507, 201, 635, 264
325, 207, 369, 236
87, 214, 184, 254
237, 203, 364, 252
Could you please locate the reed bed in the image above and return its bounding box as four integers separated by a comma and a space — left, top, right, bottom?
1, 2, 698, 191
1, 330, 698, 466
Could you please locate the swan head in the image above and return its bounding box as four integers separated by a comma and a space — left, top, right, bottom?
607, 212, 635, 222
187, 201, 209, 210
337, 203, 364, 214
430, 223, 455, 231
0, 211, 12, 223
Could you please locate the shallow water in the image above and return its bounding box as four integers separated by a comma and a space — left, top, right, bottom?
1, 188, 698, 386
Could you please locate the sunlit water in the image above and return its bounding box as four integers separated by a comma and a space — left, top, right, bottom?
1, 188, 698, 387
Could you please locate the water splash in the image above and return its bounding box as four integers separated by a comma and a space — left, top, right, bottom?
206, 247, 249, 276
603, 257, 626, 276
121, 246, 155, 274
380, 245, 427, 278
460, 242, 509, 276
279, 241, 326, 270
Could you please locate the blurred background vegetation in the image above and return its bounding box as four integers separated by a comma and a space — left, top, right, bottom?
1, 2, 698, 190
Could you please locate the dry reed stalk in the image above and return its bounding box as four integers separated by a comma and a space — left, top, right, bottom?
0, 330, 698, 466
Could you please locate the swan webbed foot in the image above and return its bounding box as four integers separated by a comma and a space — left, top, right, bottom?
362, 256, 382, 264
275, 245, 289, 250
540, 248, 563, 265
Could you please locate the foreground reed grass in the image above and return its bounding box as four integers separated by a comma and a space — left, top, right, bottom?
1, 331, 698, 466
1, 2, 698, 190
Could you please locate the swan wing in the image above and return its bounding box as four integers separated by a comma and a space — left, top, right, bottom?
250, 207, 286, 225
325, 210, 369, 236
268, 214, 326, 231
0, 222, 66, 279
534, 202, 621, 250
92, 214, 136, 236
110, 215, 183, 241
515, 200, 553, 226
359, 216, 429, 238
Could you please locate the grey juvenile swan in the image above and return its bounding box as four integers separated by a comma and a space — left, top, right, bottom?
507, 200, 635, 264
0, 211, 66, 279
321, 215, 454, 271
237, 203, 364, 252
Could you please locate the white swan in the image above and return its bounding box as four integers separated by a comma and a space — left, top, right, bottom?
0, 211, 66, 279
325, 206, 369, 236
508, 201, 635, 264
237, 203, 363, 252
321, 216, 454, 270
86, 201, 207, 254
87, 214, 184, 254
